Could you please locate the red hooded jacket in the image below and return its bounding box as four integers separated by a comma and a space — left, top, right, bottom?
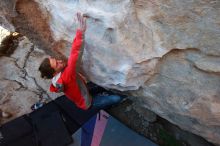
49, 30, 92, 110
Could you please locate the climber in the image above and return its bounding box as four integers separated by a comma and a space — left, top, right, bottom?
37, 12, 124, 110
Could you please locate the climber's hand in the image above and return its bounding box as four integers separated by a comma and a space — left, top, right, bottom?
76, 12, 87, 33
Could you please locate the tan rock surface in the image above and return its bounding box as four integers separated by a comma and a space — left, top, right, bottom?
0, 36, 62, 124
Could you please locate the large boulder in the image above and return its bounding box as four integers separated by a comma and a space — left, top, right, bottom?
0, 0, 220, 145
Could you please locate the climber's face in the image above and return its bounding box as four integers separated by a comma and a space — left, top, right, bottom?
49, 57, 67, 74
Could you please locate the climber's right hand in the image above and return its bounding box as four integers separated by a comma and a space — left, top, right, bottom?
76, 12, 87, 33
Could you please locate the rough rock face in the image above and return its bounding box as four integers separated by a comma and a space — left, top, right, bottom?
0, 0, 220, 145
0, 34, 61, 124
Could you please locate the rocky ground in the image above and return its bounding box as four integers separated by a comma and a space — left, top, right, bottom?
108, 100, 216, 146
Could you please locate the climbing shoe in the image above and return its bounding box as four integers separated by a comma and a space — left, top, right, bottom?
31, 101, 44, 111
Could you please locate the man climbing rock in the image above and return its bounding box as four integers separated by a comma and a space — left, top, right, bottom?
38, 12, 124, 110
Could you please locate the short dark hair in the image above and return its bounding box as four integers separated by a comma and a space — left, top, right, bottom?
38, 58, 55, 79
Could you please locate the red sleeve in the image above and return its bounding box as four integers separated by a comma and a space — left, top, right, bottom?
50, 84, 59, 92
64, 29, 83, 77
